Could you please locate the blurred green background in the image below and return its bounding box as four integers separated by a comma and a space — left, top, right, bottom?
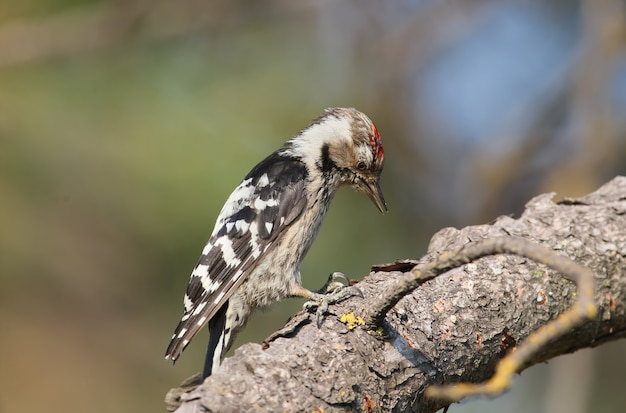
1, 1, 625, 412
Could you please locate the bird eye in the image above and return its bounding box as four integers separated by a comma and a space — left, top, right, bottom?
356, 161, 367, 171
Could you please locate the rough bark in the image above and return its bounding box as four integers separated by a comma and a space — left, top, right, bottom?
170, 176, 626, 413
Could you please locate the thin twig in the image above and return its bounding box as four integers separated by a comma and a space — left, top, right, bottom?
364, 237, 597, 402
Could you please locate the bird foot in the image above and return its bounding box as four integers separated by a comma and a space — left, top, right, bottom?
303, 272, 363, 327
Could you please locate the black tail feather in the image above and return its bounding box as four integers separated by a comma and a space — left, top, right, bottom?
203, 301, 229, 378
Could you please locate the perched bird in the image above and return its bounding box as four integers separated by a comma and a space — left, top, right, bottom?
165, 107, 386, 378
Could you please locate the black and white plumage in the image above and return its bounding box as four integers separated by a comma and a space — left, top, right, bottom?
165, 107, 386, 378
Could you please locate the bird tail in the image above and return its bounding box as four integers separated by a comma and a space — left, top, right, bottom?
165, 301, 234, 378
202, 302, 230, 378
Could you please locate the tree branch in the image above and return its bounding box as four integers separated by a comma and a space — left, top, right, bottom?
168, 176, 626, 413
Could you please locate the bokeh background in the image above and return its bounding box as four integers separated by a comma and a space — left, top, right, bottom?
1, 1, 625, 412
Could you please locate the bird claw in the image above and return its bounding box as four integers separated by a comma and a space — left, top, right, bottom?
303, 272, 363, 327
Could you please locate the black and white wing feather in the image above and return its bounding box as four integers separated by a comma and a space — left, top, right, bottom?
165, 152, 308, 361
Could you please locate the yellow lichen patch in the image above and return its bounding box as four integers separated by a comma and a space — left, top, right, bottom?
340, 312, 365, 330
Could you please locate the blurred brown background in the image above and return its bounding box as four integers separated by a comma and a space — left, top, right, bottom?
1, 1, 625, 412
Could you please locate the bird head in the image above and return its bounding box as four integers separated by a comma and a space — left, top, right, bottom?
289, 107, 387, 213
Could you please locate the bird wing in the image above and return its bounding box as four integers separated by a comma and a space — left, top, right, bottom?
165, 153, 308, 361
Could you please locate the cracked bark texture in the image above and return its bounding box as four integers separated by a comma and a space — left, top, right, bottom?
172, 176, 626, 413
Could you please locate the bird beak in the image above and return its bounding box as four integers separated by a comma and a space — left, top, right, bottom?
357, 177, 387, 214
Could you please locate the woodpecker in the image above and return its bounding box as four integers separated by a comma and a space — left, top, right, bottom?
165, 107, 386, 378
